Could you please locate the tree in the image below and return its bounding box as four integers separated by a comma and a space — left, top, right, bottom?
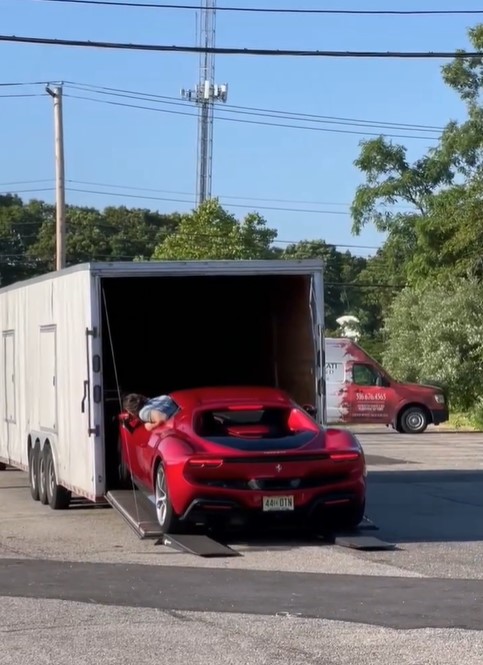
383, 278, 483, 411
350, 24, 483, 289
152, 199, 278, 260
0, 195, 51, 286
27, 204, 180, 270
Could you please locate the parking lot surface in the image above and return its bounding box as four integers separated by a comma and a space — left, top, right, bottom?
1, 427, 482, 664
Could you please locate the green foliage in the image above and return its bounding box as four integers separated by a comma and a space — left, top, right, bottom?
152, 199, 277, 260
382, 279, 483, 410
28, 204, 178, 271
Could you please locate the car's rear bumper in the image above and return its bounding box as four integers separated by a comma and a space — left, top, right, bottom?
177, 486, 364, 528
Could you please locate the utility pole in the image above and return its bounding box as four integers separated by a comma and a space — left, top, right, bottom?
181, 0, 228, 207
46, 83, 66, 270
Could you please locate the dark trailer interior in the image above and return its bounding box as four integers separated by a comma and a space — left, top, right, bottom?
100, 273, 318, 487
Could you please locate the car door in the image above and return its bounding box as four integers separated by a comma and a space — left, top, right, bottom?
347, 362, 394, 423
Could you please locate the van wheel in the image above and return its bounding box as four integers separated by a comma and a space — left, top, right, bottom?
399, 406, 428, 434
45, 446, 71, 510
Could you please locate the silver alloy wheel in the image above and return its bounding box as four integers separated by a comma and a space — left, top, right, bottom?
406, 411, 425, 431
155, 466, 168, 527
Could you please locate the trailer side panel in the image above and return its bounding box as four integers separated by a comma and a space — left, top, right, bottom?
0, 269, 97, 499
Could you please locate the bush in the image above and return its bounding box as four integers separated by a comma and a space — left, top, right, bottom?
382, 278, 483, 411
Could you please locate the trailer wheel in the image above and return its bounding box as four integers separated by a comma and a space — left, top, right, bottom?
38, 447, 49, 505
28, 444, 40, 501
154, 463, 182, 533
44, 446, 71, 510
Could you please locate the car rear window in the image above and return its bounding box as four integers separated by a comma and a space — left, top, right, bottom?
194, 406, 317, 451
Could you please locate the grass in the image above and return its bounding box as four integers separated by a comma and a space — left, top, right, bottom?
444, 410, 483, 432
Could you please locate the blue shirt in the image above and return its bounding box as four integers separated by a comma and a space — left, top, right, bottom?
138, 395, 178, 423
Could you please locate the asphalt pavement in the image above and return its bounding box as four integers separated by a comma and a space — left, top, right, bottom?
1, 428, 482, 664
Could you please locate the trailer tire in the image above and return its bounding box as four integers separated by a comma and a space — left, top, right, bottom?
38, 447, 49, 505
398, 406, 429, 434
154, 462, 183, 534
28, 444, 40, 501
44, 446, 71, 510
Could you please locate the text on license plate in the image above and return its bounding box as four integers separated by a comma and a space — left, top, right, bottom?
262, 496, 294, 511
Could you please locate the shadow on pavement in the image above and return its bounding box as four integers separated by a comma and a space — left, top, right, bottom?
366, 468, 483, 544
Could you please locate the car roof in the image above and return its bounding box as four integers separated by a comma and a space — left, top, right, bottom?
169, 386, 293, 410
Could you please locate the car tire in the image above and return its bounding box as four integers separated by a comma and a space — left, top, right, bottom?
44, 446, 71, 510
0, 462, 6, 471
325, 499, 366, 532
399, 406, 428, 434
28, 444, 40, 501
154, 463, 183, 533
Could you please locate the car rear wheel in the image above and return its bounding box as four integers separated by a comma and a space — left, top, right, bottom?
325, 499, 365, 532
398, 406, 428, 434
154, 463, 182, 533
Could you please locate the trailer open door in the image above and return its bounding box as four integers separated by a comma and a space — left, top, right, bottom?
309, 271, 326, 426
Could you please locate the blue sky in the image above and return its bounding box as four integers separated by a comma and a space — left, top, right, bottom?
0, 0, 479, 257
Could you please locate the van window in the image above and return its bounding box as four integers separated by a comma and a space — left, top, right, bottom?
352, 363, 380, 387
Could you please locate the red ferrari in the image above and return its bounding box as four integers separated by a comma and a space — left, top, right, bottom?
117, 386, 367, 534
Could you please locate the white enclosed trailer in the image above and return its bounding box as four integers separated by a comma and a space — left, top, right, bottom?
0, 259, 326, 511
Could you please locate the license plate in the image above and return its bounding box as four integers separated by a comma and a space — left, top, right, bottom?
262, 496, 294, 512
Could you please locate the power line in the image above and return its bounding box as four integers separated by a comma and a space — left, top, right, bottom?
1, 34, 481, 59
0, 79, 445, 132
65, 82, 443, 133
0, 178, 416, 211
64, 93, 440, 141
36, 1, 483, 17
64, 81, 444, 131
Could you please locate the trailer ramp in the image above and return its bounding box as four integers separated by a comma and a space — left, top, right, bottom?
159, 534, 241, 558
106, 489, 163, 539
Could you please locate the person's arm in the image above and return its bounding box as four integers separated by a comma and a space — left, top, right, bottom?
139, 398, 170, 431
144, 410, 169, 431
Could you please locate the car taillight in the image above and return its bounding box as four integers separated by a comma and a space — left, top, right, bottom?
329, 452, 360, 462
187, 458, 224, 469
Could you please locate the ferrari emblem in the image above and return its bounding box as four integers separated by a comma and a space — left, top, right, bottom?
275, 464, 282, 473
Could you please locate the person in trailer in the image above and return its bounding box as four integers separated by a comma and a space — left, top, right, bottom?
122, 393, 179, 431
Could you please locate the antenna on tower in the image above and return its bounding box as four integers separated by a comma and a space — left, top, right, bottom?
181, 0, 228, 207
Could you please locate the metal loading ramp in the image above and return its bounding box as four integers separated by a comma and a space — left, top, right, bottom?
106, 489, 395, 555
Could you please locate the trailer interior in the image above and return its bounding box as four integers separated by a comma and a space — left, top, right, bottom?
100, 274, 318, 488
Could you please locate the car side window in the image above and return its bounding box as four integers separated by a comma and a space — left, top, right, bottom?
352, 363, 380, 387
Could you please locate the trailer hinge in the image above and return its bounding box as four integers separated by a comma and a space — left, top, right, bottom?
86, 327, 98, 338
89, 425, 100, 437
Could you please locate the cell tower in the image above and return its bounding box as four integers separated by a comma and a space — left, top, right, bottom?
181, 0, 228, 207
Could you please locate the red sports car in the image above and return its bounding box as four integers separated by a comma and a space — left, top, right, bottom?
117, 386, 367, 534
